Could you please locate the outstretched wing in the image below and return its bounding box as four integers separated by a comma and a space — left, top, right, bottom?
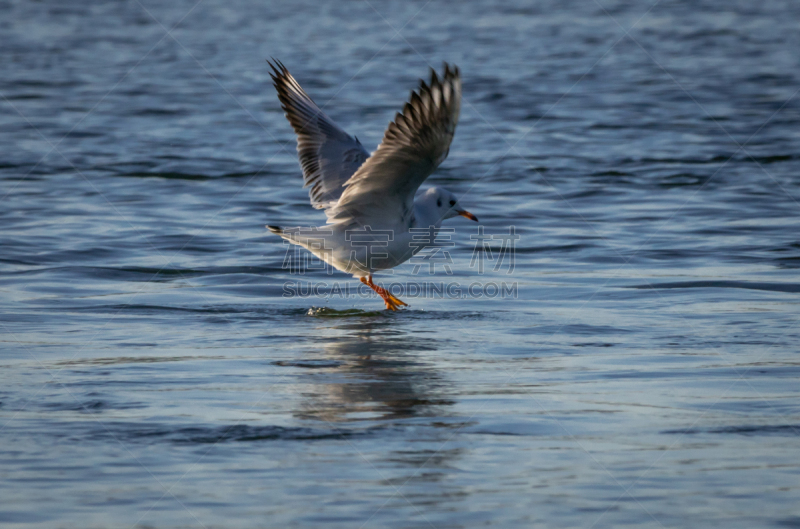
268, 60, 370, 210
326, 64, 461, 224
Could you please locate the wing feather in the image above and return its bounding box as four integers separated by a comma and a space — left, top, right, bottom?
327, 64, 461, 224
268, 60, 369, 209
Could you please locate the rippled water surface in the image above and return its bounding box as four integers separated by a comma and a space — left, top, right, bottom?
2, 0, 800, 527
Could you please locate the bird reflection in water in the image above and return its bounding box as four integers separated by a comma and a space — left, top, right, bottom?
294, 318, 454, 423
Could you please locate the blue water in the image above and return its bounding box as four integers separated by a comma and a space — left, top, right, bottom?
2, 0, 800, 527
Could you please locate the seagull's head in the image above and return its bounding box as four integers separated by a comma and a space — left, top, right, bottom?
423, 187, 478, 223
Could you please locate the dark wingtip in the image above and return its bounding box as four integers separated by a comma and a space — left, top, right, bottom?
429, 66, 439, 86
266, 225, 283, 234
267, 58, 279, 82
442, 62, 459, 81
267, 58, 289, 81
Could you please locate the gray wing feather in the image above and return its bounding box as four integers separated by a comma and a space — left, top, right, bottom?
268, 60, 370, 209
326, 64, 461, 224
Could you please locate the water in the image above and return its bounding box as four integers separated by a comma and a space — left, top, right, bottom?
2, 0, 800, 527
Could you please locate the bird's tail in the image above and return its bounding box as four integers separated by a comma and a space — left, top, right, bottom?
266, 225, 327, 250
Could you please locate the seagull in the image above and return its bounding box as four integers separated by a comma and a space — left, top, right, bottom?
266, 60, 477, 311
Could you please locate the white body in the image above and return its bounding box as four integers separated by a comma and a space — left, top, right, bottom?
278, 188, 453, 278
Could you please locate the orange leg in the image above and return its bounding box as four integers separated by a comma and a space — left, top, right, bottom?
360, 276, 408, 311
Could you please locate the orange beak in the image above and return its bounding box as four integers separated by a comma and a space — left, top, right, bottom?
457, 210, 478, 222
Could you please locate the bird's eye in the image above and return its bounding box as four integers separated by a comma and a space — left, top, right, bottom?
437, 199, 442, 207
449, 200, 456, 206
